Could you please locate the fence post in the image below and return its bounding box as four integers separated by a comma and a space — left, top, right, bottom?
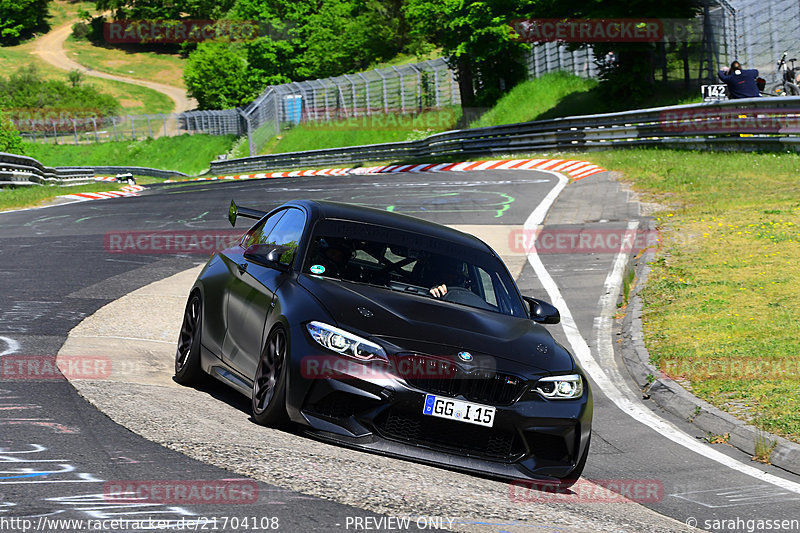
433, 65, 441, 108
390, 66, 405, 114
72, 118, 78, 144
357, 73, 370, 116
92, 117, 98, 142
239, 108, 255, 157
273, 90, 281, 135
343, 74, 357, 117
409, 64, 422, 110
130, 116, 136, 140
30, 120, 36, 143
52, 120, 58, 145
162, 114, 167, 137
321, 80, 330, 120
449, 65, 457, 105
147, 115, 153, 138
375, 69, 389, 114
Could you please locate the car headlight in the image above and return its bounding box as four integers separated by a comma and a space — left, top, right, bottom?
306, 321, 386, 360
535, 374, 583, 399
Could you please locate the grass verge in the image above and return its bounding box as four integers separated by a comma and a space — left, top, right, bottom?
562, 149, 800, 443
63, 37, 187, 89
0, 182, 128, 212
24, 134, 237, 175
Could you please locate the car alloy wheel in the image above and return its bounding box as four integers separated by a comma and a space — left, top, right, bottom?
252, 327, 289, 426
174, 293, 204, 384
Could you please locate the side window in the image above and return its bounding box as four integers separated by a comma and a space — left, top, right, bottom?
241, 210, 286, 249
261, 208, 306, 265
477, 268, 498, 307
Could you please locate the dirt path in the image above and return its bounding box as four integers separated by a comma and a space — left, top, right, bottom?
33, 22, 196, 114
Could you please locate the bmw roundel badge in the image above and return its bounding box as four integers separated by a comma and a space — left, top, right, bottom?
457, 351, 473, 362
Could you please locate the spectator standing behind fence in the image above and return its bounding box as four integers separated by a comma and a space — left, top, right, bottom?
719, 61, 761, 99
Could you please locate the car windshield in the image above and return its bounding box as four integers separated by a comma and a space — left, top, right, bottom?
303, 219, 526, 317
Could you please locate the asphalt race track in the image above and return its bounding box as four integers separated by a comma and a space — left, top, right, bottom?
1, 169, 800, 532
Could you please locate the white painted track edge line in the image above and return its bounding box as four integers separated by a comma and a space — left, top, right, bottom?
525, 169, 800, 494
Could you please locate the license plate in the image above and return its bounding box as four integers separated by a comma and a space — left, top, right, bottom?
422, 394, 495, 427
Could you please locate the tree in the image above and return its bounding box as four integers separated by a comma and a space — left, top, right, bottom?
404, 0, 532, 108
68, 69, 85, 87
182, 0, 410, 108
184, 41, 259, 109
526, 0, 702, 101
0, 111, 24, 155
94, 0, 237, 20
0, 0, 51, 45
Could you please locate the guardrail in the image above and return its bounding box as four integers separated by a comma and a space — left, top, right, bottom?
0, 152, 95, 187
55, 166, 189, 180
209, 96, 800, 174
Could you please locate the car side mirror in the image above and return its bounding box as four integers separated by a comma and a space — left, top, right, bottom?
522, 296, 560, 324
244, 244, 293, 272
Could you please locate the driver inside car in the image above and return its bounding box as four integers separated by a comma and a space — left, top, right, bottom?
418, 256, 468, 298
314, 238, 353, 278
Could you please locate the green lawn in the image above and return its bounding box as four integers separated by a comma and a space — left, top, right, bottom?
25, 134, 237, 175
64, 37, 187, 89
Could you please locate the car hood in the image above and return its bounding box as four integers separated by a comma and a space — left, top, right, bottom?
298, 275, 575, 374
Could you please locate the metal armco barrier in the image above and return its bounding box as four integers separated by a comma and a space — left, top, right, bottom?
0, 154, 189, 186
209, 97, 800, 175
55, 166, 188, 180
0, 152, 94, 187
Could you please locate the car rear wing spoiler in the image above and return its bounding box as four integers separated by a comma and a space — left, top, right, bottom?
228, 200, 268, 227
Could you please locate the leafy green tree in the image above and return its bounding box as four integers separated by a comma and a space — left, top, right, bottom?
0, 0, 51, 44
184, 41, 259, 109
0, 111, 24, 155
527, 0, 701, 101
94, 0, 237, 20
294, 0, 404, 79
183, 0, 409, 108
404, 0, 532, 108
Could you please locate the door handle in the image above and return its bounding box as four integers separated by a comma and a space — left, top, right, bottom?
237, 262, 248, 274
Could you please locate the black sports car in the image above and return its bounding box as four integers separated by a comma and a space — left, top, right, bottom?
175, 199, 592, 484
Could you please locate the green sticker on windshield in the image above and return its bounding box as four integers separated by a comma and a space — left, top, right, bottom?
310, 264, 326, 274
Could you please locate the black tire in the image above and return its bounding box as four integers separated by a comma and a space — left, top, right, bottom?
556, 435, 591, 489
174, 292, 205, 385
252, 327, 289, 427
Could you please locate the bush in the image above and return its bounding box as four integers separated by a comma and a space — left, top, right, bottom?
71, 21, 89, 40
0, 65, 120, 127
0, 112, 24, 154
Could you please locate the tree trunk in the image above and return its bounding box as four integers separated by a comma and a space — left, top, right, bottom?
456, 57, 475, 110
682, 42, 690, 92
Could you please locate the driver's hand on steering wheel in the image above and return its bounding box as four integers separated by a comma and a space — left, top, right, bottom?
429, 284, 447, 298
